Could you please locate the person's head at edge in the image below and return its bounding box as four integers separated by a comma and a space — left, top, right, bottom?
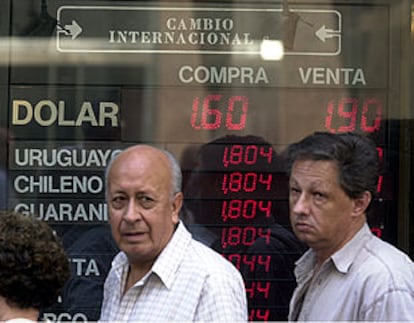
0, 210, 70, 321
105, 145, 184, 280
284, 131, 379, 264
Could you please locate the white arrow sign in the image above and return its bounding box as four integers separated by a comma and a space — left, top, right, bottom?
58, 20, 83, 40
315, 25, 340, 42
56, 6, 342, 56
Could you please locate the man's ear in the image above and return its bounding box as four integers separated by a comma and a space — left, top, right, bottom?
171, 192, 183, 224
351, 191, 372, 218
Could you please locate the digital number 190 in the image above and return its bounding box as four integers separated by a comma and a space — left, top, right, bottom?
325, 97, 382, 133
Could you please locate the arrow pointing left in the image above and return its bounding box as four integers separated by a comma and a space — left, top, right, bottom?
315, 25, 340, 43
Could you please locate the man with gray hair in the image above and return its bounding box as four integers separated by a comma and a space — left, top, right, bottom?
99, 144, 247, 321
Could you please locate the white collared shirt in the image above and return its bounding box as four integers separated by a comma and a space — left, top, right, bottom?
289, 223, 414, 321
99, 222, 248, 321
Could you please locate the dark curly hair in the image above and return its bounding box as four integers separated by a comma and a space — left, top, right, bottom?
284, 131, 379, 202
0, 210, 70, 310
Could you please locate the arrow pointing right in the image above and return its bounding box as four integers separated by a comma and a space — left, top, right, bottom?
64, 20, 83, 40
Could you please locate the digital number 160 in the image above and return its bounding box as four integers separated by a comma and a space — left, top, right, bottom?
191, 94, 248, 130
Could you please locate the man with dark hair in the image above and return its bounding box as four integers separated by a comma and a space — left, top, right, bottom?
0, 210, 70, 321
285, 132, 414, 321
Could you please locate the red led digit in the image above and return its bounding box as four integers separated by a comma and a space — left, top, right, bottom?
202, 94, 222, 130
258, 227, 271, 244
242, 227, 257, 246
259, 146, 273, 164
221, 173, 229, 194
258, 200, 272, 218
337, 97, 358, 132
249, 309, 270, 321
376, 147, 384, 161
258, 173, 272, 190
221, 228, 228, 248
244, 145, 259, 165
376, 148, 384, 193
229, 172, 243, 192
242, 255, 257, 272
225, 95, 248, 130
190, 96, 202, 130
257, 255, 271, 272
361, 98, 382, 133
257, 281, 271, 298
376, 175, 383, 193
243, 173, 257, 192
325, 100, 336, 133
222, 146, 230, 167
242, 200, 257, 219
245, 282, 255, 299
245, 281, 271, 299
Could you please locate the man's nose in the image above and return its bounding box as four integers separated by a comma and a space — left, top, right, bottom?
292, 193, 311, 215
123, 199, 142, 223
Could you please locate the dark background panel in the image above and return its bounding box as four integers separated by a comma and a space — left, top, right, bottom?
0, 85, 9, 209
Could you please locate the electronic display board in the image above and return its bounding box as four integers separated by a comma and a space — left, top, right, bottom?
2, 0, 412, 322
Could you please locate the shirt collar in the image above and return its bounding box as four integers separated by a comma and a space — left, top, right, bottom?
330, 223, 372, 274
294, 248, 316, 284
111, 221, 192, 290
295, 223, 372, 278
151, 221, 191, 289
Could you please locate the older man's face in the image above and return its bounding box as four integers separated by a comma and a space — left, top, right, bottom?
107, 147, 181, 267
